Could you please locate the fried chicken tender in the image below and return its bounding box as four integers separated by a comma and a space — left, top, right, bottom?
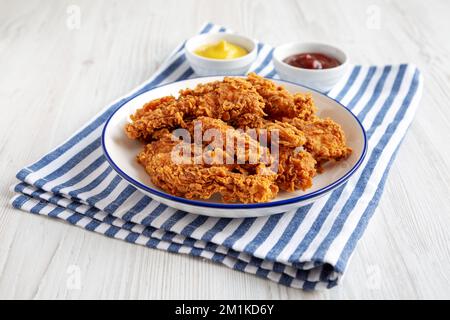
125, 95, 190, 141
125, 77, 266, 141
255, 119, 306, 148
185, 116, 273, 167
276, 147, 317, 192
286, 116, 352, 166
246, 73, 317, 120
137, 132, 278, 203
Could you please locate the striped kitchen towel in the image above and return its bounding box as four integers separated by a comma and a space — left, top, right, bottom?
10, 23, 423, 290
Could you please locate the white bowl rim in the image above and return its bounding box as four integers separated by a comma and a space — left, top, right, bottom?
101, 76, 367, 210
273, 41, 349, 73
185, 32, 257, 63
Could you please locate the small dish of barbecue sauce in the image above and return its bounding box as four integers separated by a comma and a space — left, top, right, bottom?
272, 42, 349, 91
283, 52, 341, 70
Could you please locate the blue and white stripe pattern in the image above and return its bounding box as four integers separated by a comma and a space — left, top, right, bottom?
10, 23, 423, 290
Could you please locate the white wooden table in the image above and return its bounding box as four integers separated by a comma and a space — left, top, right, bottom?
1, 0, 449, 299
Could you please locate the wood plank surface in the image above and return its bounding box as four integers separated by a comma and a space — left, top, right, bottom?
0, 0, 449, 299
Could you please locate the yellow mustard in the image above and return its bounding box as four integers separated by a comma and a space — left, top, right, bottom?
194, 40, 248, 59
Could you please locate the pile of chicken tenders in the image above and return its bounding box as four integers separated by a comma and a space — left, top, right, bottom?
125, 73, 351, 203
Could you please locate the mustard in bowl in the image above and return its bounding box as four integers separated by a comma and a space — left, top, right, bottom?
185, 32, 257, 76
195, 40, 248, 60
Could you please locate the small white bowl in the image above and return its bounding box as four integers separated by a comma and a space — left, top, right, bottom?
185, 32, 257, 76
273, 42, 349, 92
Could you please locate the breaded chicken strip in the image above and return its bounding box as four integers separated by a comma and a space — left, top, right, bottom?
167, 117, 313, 195
276, 147, 317, 191
246, 73, 316, 120
285, 116, 352, 166
125, 77, 266, 141
125, 95, 192, 141
254, 119, 307, 148
137, 133, 278, 203
185, 116, 272, 166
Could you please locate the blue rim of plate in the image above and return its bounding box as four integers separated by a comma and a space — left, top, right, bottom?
101, 76, 368, 209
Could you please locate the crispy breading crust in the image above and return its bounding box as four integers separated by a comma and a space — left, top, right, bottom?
125, 77, 266, 141
276, 147, 317, 192
246, 72, 317, 120
137, 132, 279, 203
285, 116, 352, 167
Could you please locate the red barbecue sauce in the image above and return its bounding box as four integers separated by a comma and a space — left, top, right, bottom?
283, 52, 340, 70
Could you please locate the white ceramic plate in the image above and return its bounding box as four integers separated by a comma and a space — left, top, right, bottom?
102, 77, 367, 218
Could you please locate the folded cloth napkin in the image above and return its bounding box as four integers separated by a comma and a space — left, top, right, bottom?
10, 23, 423, 290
